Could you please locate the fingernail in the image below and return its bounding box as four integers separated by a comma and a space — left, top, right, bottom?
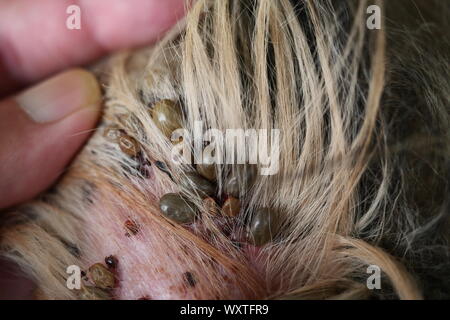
16, 69, 101, 123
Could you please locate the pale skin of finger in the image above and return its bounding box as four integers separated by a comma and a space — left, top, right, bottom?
0, 98, 100, 209
0, 0, 188, 95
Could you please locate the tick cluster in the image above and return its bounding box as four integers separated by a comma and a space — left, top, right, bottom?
104, 99, 280, 247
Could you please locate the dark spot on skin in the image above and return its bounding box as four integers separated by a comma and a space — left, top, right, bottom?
183, 271, 197, 288
105, 255, 118, 269
155, 161, 173, 180
173, 32, 184, 44
213, 217, 234, 237
147, 99, 156, 110
81, 182, 95, 205
121, 152, 152, 180
81, 270, 89, 281
137, 152, 152, 179
138, 89, 145, 104
139, 165, 152, 179
40, 184, 61, 205
232, 241, 243, 249
120, 162, 136, 178
59, 238, 81, 258
1, 206, 38, 227
138, 295, 152, 300
136, 151, 145, 162
99, 84, 106, 96
98, 118, 106, 127
46, 185, 59, 196
22, 207, 38, 221
124, 219, 140, 236
68, 245, 81, 258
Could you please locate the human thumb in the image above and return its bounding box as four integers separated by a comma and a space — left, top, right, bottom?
0, 69, 101, 209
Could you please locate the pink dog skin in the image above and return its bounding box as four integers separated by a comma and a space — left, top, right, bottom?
76, 172, 266, 300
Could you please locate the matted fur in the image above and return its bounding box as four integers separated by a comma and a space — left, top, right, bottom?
0, 0, 449, 300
